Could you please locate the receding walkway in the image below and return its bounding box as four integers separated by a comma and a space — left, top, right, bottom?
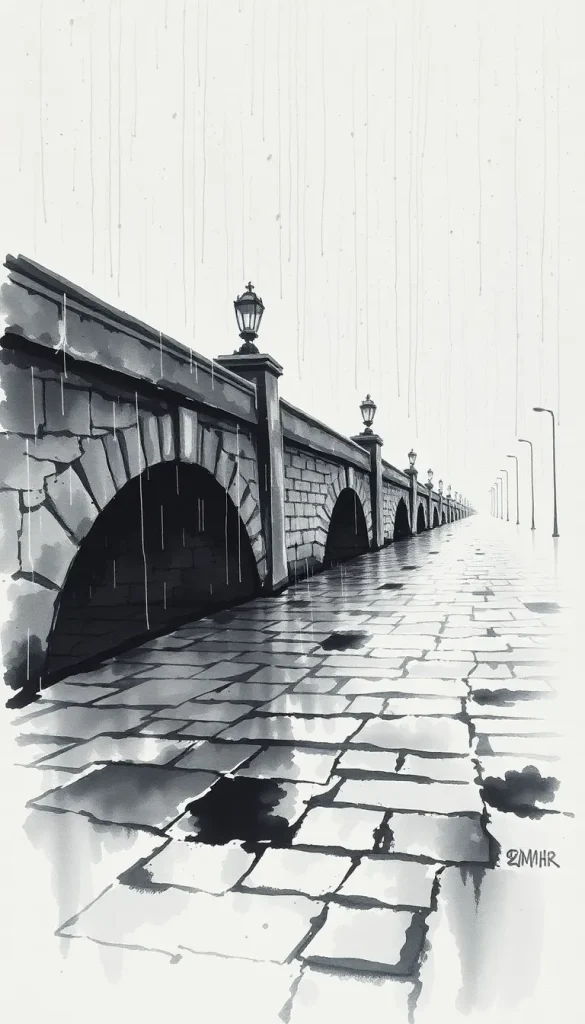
6, 517, 575, 1023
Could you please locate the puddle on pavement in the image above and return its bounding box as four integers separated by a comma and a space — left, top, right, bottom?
480, 765, 559, 819
472, 688, 552, 707
401, 566, 418, 571
473, 590, 494, 596
287, 600, 311, 608
523, 602, 560, 614
320, 631, 372, 651
177, 777, 296, 847
378, 583, 404, 590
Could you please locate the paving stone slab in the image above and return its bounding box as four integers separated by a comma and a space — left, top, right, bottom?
406, 661, 473, 678
96, 677, 222, 707
130, 664, 205, 679
471, 717, 557, 735
192, 661, 256, 679
242, 848, 352, 897
237, 745, 340, 784
37, 682, 114, 705
293, 806, 384, 852
174, 721, 228, 738
174, 741, 260, 773
389, 811, 491, 863
185, 701, 254, 722
37, 735, 194, 770
16, 705, 148, 740
350, 716, 471, 754
219, 715, 363, 746
300, 903, 420, 974
203, 682, 290, 702
32, 763, 218, 830
345, 696, 386, 715
335, 777, 483, 814
398, 754, 478, 784
258, 694, 350, 716
61, 883, 322, 963
59, 663, 145, 686
141, 839, 254, 894
335, 749, 400, 775
474, 734, 561, 758
288, 966, 415, 1024
383, 697, 463, 717
136, 719, 192, 737
337, 856, 437, 908
246, 666, 310, 684
292, 678, 339, 694
338, 677, 468, 697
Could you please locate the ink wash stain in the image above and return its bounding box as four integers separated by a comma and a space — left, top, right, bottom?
320, 631, 371, 651
481, 765, 560, 819
176, 777, 298, 847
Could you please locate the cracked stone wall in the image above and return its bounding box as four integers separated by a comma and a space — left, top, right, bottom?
0, 345, 265, 694
283, 446, 373, 578
382, 481, 411, 541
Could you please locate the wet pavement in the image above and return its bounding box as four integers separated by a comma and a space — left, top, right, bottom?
3, 517, 578, 1023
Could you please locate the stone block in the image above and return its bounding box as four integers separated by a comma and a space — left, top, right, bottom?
39, 734, 193, 770
44, 380, 91, 434
338, 857, 437, 908
20, 504, 77, 586
289, 967, 415, 1024
120, 423, 146, 480
388, 811, 490, 863
258, 693, 350, 716
0, 355, 44, 435
142, 839, 254, 894
336, 749, 400, 775
200, 426, 220, 473
237, 745, 340, 784
1, 576, 58, 689
90, 393, 136, 429
103, 434, 128, 489
301, 903, 420, 973
292, 805, 384, 851
350, 717, 470, 754
33, 762, 217, 829
0, 435, 55, 489
178, 406, 199, 463
174, 741, 260, 773
0, 489, 20, 574
158, 412, 175, 461
215, 447, 236, 489
242, 847, 351, 897
28, 434, 83, 464
139, 410, 162, 466
335, 778, 482, 815
399, 754, 478, 783
219, 715, 363, 746
79, 437, 117, 508
62, 884, 321, 963
45, 466, 98, 542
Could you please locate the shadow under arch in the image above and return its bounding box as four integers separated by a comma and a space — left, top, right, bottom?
433, 506, 440, 528
393, 496, 411, 542
441, 509, 447, 525
324, 487, 369, 567
45, 460, 260, 681
417, 502, 427, 532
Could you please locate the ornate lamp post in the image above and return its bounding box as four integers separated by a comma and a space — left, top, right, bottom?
533, 407, 559, 538
359, 394, 377, 435
233, 282, 265, 354
404, 450, 418, 535
496, 476, 504, 519
438, 479, 443, 495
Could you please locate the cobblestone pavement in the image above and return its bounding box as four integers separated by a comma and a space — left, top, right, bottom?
5, 517, 577, 1023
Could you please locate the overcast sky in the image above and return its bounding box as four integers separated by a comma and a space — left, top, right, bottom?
0, 0, 583, 534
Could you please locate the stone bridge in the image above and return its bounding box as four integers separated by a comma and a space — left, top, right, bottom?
0, 256, 471, 697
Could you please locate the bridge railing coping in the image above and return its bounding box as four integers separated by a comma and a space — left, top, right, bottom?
280, 397, 371, 471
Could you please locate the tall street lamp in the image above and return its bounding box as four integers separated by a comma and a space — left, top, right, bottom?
533, 407, 559, 538
518, 437, 535, 530
506, 454, 520, 525
496, 476, 504, 519
499, 468, 510, 521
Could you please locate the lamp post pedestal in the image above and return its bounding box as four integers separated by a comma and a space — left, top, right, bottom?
426, 483, 434, 528
216, 352, 288, 594
351, 432, 384, 550
404, 468, 419, 535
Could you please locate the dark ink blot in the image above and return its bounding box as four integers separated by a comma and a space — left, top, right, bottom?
523, 602, 560, 614
400, 565, 418, 571
179, 776, 296, 846
472, 688, 552, 707
320, 631, 371, 651
481, 766, 560, 819
286, 600, 310, 608
378, 583, 404, 590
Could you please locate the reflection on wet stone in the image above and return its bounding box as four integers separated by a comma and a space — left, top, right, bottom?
320, 632, 372, 651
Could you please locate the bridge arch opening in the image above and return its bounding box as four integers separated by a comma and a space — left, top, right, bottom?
45, 461, 260, 680
432, 507, 440, 528
324, 488, 369, 567
393, 497, 411, 542
416, 502, 427, 532
441, 509, 447, 525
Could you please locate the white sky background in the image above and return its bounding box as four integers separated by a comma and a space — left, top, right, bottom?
0, 0, 583, 535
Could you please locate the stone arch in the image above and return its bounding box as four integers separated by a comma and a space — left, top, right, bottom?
323, 487, 370, 567
441, 509, 447, 525
417, 501, 428, 532
45, 460, 261, 680
392, 496, 411, 541
312, 469, 373, 565
432, 506, 440, 528
1, 401, 265, 698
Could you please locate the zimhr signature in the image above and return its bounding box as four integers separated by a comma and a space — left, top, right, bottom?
506, 849, 560, 868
